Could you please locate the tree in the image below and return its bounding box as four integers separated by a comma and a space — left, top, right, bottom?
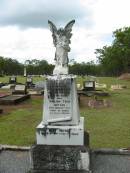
95, 27, 130, 76
0, 56, 5, 75
0, 57, 23, 75
95, 46, 124, 76
113, 27, 130, 72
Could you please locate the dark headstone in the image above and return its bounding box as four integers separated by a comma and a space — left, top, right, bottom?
83, 81, 95, 91
0, 82, 5, 88
26, 76, 35, 88
9, 76, 17, 84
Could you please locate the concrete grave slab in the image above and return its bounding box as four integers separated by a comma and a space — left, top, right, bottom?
0, 94, 30, 105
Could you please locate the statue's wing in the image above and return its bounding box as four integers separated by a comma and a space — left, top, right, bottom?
48, 20, 57, 33
48, 20, 57, 46
64, 20, 75, 38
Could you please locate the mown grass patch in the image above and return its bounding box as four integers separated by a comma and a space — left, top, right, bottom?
0, 107, 42, 145
0, 75, 44, 84
80, 78, 130, 148
0, 76, 130, 148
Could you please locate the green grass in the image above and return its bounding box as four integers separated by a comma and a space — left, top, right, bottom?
80, 77, 130, 148
0, 96, 43, 146
0, 76, 130, 148
0, 75, 44, 84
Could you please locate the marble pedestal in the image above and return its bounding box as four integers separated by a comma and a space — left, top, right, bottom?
36, 117, 84, 146
30, 129, 90, 173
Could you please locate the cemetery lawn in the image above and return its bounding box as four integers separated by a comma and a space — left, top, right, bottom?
0, 76, 130, 148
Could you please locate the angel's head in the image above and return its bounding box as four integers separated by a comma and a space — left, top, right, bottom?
57, 28, 65, 36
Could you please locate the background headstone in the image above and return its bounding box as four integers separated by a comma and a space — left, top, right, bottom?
9, 76, 17, 84
12, 85, 27, 95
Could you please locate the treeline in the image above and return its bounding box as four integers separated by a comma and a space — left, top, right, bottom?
24, 59, 54, 75
0, 57, 102, 76
0, 57, 54, 76
0, 26, 130, 76
0, 57, 23, 75
69, 61, 101, 76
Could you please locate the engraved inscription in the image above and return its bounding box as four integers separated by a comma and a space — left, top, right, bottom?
47, 78, 72, 119
49, 95, 71, 116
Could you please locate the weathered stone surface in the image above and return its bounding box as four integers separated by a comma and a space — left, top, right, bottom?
48, 20, 75, 75
31, 20, 90, 173
36, 118, 84, 146
12, 84, 27, 95
91, 150, 130, 173
42, 75, 80, 126
0, 150, 30, 173
30, 145, 90, 173
30, 170, 89, 173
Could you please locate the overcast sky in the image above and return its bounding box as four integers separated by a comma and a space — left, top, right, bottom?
0, 0, 130, 64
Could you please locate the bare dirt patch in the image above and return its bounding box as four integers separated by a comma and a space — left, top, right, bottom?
79, 95, 112, 108
118, 73, 130, 80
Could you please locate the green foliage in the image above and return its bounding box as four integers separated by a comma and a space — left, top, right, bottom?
0, 56, 23, 75
69, 61, 101, 76
26, 59, 54, 75
95, 27, 130, 76
0, 57, 55, 76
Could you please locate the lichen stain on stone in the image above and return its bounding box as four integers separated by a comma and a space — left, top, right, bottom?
47, 78, 71, 99
37, 127, 72, 138
37, 127, 48, 137
49, 128, 57, 135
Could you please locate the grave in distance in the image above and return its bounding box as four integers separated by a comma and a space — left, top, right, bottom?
9, 76, 17, 84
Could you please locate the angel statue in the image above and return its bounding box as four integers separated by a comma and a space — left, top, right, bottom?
48, 20, 75, 75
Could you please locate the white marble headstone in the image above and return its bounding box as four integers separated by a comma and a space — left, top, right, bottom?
42, 75, 80, 126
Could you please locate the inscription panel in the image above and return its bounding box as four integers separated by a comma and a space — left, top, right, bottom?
48, 95, 71, 119
47, 78, 72, 119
